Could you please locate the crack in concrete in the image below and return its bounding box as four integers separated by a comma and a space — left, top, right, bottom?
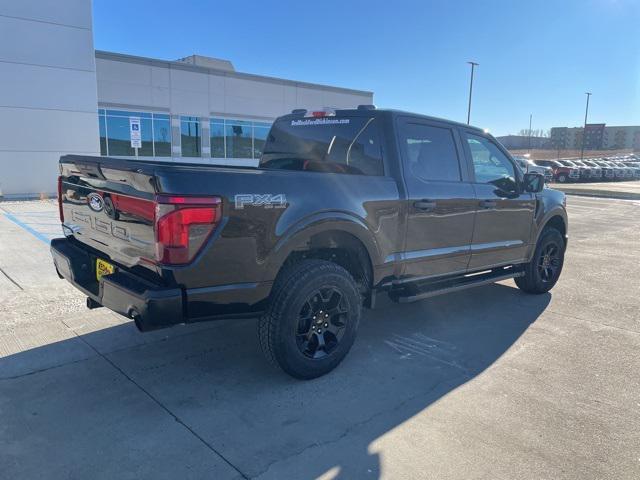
0, 265, 23, 290
0, 355, 95, 381
547, 309, 640, 336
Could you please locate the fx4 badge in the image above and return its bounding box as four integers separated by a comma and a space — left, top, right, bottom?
235, 194, 287, 210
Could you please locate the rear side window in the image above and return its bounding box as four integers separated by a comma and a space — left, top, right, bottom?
260, 116, 384, 176
399, 123, 461, 182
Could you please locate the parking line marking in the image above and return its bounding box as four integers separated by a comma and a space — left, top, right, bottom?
3, 213, 50, 245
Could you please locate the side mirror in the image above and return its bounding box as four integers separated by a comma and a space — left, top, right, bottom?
523, 172, 544, 193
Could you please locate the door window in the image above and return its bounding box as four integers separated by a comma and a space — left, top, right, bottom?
465, 133, 517, 190
400, 123, 461, 182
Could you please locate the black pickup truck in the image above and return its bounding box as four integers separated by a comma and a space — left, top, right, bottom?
51, 107, 568, 379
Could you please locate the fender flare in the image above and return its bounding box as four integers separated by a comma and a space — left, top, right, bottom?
528, 206, 568, 259
263, 211, 382, 282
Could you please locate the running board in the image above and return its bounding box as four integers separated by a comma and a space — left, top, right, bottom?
390, 269, 524, 304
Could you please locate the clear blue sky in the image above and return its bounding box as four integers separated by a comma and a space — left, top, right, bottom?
93, 0, 639, 136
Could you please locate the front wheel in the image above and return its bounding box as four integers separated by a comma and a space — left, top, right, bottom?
557, 173, 568, 183
258, 260, 361, 379
515, 227, 565, 294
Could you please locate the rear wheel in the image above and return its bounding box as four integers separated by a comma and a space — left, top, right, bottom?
515, 227, 565, 294
258, 260, 361, 379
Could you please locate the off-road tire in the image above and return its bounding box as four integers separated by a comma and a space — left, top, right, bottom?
258, 259, 361, 379
515, 227, 565, 294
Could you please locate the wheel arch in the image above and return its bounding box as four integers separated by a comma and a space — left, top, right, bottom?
266, 213, 381, 295
534, 209, 568, 248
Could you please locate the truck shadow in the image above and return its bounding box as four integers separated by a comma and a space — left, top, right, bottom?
0, 283, 551, 479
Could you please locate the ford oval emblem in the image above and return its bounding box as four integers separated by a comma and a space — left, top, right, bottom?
87, 192, 104, 212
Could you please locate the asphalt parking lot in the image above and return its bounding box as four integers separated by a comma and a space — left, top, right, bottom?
1, 196, 639, 479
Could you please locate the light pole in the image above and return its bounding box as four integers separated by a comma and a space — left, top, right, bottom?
466, 61, 479, 125
580, 92, 592, 161
528, 113, 533, 152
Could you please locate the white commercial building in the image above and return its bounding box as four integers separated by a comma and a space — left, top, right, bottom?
0, 2, 373, 198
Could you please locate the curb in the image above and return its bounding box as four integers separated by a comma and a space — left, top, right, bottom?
557, 189, 640, 200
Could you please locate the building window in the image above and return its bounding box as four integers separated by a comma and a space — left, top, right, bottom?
225, 120, 253, 159
209, 118, 272, 160
99, 109, 170, 157
253, 122, 271, 159
98, 109, 107, 155
210, 119, 225, 158
153, 114, 171, 157
181, 116, 201, 157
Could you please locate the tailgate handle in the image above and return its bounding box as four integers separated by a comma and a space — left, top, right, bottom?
414, 200, 437, 211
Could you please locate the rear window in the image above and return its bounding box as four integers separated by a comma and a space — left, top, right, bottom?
260, 116, 384, 176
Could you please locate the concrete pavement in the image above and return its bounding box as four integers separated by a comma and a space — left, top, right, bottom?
0, 196, 639, 479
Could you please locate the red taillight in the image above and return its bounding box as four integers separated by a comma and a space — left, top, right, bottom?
111, 194, 155, 222
311, 111, 327, 118
57, 176, 64, 223
154, 196, 222, 265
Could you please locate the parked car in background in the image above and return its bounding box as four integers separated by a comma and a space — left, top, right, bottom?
513, 156, 554, 183
581, 160, 604, 180
619, 162, 635, 179
563, 160, 592, 181
535, 160, 578, 183
591, 160, 616, 180
603, 160, 627, 180
556, 160, 582, 183
576, 159, 602, 180
621, 162, 640, 179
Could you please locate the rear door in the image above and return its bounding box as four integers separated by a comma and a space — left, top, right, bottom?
460, 130, 535, 270
397, 117, 477, 280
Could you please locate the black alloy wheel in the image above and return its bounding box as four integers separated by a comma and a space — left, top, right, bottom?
296, 287, 348, 359
537, 242, 561, 283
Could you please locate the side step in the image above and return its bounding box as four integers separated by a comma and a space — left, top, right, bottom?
389, 268, 524, 304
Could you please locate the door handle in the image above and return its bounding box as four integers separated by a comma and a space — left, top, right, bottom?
479, 200, 496, 209
414, 200, 437, 211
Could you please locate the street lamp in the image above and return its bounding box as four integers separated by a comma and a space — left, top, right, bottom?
528, 113, 533, 152
466, 61, 479, 125
580, 92, 592, 161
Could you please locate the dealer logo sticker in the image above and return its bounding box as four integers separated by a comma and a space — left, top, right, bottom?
87, 193, 105, 212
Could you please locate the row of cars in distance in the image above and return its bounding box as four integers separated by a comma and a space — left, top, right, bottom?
513, 154, 640, 183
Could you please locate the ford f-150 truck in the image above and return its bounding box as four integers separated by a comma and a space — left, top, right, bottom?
51, 107, 568, 379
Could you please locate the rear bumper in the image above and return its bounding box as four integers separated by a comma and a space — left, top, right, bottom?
51, 237, 270, 331
51, 238, 183, 331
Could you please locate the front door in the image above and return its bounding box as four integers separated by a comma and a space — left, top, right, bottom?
461, 130, 536, 270
397, 118, 477, 280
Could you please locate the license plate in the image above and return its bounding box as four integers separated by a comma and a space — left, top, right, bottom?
96, 258, 115, 281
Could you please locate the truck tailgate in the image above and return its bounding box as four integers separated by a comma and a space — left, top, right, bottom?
59, 155, 161, 269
